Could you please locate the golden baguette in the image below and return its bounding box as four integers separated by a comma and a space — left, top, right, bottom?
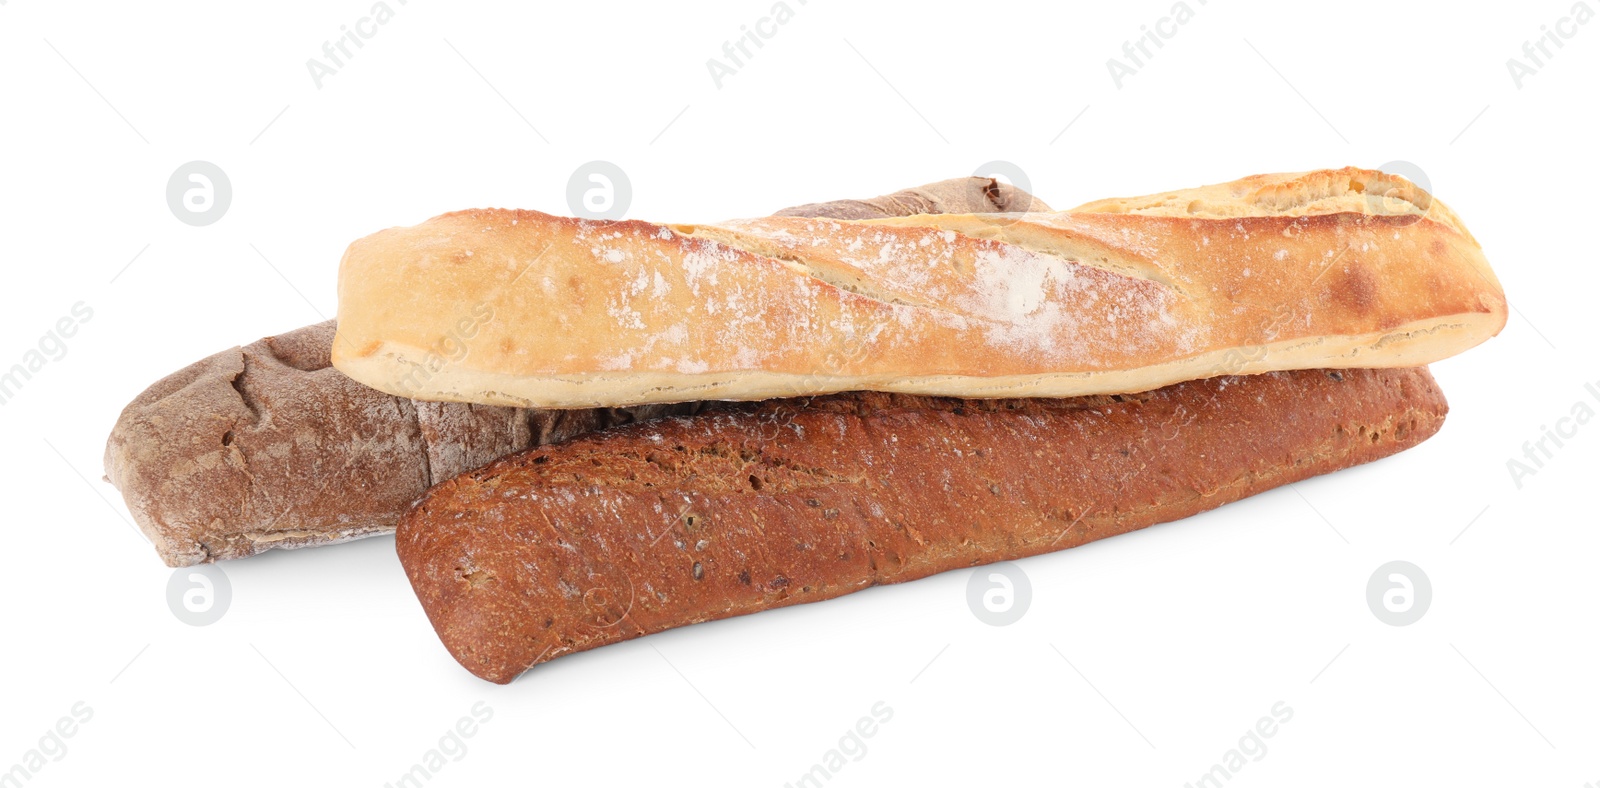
333, 168, 1506, 408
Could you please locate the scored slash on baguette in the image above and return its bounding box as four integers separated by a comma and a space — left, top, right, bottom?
332, 168, 1506, 410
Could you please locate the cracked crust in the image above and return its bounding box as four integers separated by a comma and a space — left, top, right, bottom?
397, 366, 1449, 683
331, 168, 1506, 409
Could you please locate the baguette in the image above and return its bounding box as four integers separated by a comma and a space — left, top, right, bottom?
102, 320, 704, 566
333, 168, 1505, 410
104, 178, 1039, 566
396, 366, 1448, 683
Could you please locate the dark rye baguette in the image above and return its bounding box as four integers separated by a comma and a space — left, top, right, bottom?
102, 319, 703, 565
104, 178, 1042, 566
397, 366, 1447, 683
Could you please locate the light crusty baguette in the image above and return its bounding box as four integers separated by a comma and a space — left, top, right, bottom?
104, 178, 1035, 566
397, 366, 1447, 683
333, 168, 1505, 410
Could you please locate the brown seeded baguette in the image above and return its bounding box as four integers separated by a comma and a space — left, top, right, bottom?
397, 366, 1448, 683
104, 178, 1039, 566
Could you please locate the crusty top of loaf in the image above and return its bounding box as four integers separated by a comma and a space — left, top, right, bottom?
1069, 167, 1477, 243
332, 169, 1506, 409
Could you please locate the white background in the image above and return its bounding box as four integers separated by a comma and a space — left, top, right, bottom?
2, 1, 1597, 785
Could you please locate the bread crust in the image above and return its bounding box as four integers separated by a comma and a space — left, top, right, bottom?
396, 366, 1448, 683
333, 169, 1505, 409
